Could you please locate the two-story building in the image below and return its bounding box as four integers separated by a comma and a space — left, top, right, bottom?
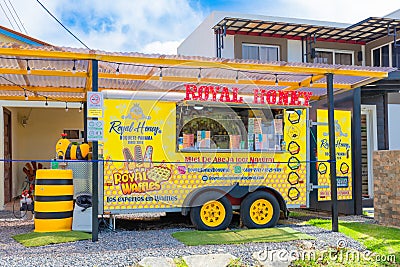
178, 10, 400, 214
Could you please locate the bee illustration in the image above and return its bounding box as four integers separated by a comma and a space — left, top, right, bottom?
56, 134, 90, 160
122, 103, 150, 120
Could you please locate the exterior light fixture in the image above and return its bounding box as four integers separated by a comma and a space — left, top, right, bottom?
197, 68, 202, 82
310, 74, 313, 87
72, 60, 76, 74
274, 74, 278, 86
235, 70, 239, 84
26, 60, 31, 74
79, 102, 83, 112
24, 90, 28, 101
65, 102, 69, 112
116, 64, 120, 75
159, 67, 163, 81
45, 97, 48, 107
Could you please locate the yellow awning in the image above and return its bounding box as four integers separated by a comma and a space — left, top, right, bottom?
0, 43, 395, 102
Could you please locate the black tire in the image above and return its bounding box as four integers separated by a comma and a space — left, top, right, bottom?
240, 191, 280, 229
190, 195, 233, 231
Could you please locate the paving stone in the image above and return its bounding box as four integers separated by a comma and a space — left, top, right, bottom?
183, 253, 236, 267
138, 256, 176, 267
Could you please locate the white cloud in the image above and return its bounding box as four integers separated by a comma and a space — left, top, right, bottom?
141, 40, 183, 55
0, 0, 399, 55
0, 0, 203, 54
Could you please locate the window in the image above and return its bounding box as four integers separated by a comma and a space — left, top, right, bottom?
63, 129, 84, 142
335, 53, 353, 65
382, 45, 389, 67
313, 49, 353, 65
314, 51, 333, 64
372, 43, 399, 67
392, 43, 400, 68
373, 49, 380, 67
176, 104, 285, 152
242, 44, 279, 61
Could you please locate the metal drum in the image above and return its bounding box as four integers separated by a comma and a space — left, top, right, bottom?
34, 169, 74, 232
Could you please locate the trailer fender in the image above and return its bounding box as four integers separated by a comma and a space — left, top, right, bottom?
181, 186, 234, 216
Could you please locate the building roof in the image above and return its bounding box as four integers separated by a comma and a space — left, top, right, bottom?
0, 42, 395, 103
213, 16, 400, 44
0, 25, 50, 46
209, 11, 350, 29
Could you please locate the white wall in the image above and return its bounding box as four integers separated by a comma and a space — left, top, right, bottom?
0, 101, 83, 209
177, 13, 218, 57
221, 35, 235, 59
287, 40, 303, 62
388, 104, 400, 150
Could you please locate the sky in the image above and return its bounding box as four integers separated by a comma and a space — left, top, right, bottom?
0, 0, 399, 54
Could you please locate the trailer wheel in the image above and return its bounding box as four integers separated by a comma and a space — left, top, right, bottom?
190, 196, 232, 231
240, 191, 280, 228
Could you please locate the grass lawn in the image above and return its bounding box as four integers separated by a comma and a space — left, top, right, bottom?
13, 231, 91, 247
304, 219, 400, 265
172, 227, 314, 246
291, 247, 397, 267
289, 211, 309, 218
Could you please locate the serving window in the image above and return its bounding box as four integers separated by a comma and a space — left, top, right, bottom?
176, 103, 286, 152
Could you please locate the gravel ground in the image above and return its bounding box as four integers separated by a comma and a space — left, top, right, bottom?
0, 212, 373, 267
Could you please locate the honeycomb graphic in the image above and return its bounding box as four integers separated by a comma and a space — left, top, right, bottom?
340, 162, 349, 174
287, 172, 300, 185
288, 141, 300, 155
288, 126, 301, 139
288, 187, 300, 201
318, 162, 328, 175
287, 110, 300, 124
288, 156, 301, 170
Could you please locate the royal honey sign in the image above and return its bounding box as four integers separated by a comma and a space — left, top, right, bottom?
102, 99, 309, 212
317, 109, 353, 201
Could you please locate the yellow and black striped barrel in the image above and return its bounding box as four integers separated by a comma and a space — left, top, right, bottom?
34, 169, 74, 232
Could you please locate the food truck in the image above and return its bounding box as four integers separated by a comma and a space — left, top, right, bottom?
100, 84, 314, 230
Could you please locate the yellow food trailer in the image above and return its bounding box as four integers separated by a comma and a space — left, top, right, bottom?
101, 84, 313, 230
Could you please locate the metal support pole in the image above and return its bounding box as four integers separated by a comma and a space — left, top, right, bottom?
83, 102, 88, 142
326, 73, 338, 232
91, 59, 99, 241
353, 87, 362, 215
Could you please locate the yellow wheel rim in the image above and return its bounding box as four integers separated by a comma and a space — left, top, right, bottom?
249, 199, 273, 225
200, 200, 226, 227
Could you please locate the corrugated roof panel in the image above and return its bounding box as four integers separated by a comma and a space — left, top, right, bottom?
37, 91, 84, 98
0, 90, 83, 98
26, 75, 86, 88
311, 75, 368, 85
0, 74, 26, 85
298, 87, 327, 96
0, 56, 19, 68
100, 78, 146, 90
27, 59, 88, 72
138, 80, 181, 91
